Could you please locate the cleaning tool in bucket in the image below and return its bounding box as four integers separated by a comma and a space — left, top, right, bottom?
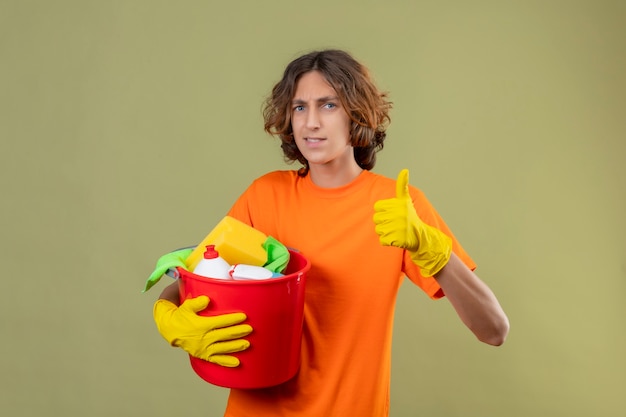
262, 236, 290, 273
142, 247, 193, 292
143, 232, 290, 292
193, 245, 231, 280
186, 216, 268, 271
229, 264, 281, 280
178, 249, 310, 389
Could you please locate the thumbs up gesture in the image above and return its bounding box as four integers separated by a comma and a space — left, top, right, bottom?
373, 169, 452, 277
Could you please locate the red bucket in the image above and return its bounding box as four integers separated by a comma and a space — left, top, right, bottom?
177, 249, 309, 389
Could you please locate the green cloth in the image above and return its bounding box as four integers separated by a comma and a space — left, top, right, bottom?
142, 248, 193, 293
262, 236, 290, 273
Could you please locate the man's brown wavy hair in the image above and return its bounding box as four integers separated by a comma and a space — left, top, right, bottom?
263, 49, 392, 176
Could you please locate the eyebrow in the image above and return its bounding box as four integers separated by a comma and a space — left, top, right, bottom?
291, 96, 339, 105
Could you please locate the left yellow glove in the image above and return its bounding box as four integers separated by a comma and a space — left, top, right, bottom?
373, 169, 452, 277
153, 296, 252, 367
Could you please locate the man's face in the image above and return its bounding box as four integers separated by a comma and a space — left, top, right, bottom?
290, 71, 353, 171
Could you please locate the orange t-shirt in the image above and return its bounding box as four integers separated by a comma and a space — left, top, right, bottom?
223, 170, 475, 417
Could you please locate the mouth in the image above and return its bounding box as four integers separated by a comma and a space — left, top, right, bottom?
305, 137, 326, 143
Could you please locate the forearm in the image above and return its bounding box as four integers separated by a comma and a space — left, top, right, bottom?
434, 252, 509, 346
159, 281, 180, 305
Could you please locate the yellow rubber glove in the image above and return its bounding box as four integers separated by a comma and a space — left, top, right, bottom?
153, 296, 252, 367
373, 169, 452, 277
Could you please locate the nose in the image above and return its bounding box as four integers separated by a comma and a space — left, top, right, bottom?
305, 107, 320, 130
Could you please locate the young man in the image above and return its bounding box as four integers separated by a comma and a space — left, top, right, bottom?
153, 49, 509, 416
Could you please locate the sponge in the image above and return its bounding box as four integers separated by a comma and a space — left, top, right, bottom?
186, 216, 268, 271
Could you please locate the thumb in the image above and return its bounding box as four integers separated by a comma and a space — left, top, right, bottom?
395, 169, 410, 199
182, 295, 210, 313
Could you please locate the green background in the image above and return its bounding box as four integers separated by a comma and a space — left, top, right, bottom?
1, 1, 624, 416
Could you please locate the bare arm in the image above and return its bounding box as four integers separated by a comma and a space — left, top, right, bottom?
434, 252, 510, 346
159, 281, 180, 305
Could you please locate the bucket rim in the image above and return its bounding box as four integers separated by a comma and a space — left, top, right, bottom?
177, 249, 310, 286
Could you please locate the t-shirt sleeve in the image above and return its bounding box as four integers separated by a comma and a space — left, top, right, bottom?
227, 188, 254, 226
225, 175, 275, 229
402, 187, 477, 300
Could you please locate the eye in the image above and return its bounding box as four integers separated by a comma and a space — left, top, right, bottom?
323, 102, 336, 110
293, 105, 305, 112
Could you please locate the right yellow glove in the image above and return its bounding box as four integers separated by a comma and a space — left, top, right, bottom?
153, 296, 252, 367
373, 169, 452, 277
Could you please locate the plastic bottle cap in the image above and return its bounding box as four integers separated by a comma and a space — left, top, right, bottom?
203, 245, 219, 259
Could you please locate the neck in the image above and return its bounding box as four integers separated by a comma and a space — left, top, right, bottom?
308, 161, 363, 188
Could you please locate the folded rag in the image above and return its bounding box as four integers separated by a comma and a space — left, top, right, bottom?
262, 236, 290, 273
142, 248, 193, 293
